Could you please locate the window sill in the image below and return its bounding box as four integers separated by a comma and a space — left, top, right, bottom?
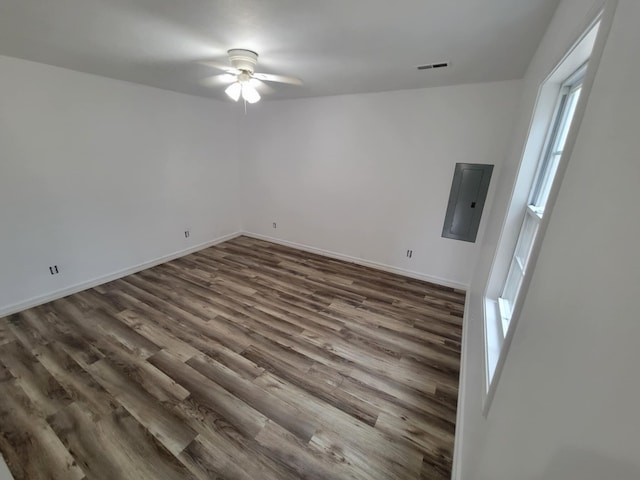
483, 296, 512, 415
483, 298, 502, 390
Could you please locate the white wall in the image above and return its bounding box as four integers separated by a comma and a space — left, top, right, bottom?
241, 81, 522, 288
0, 458, 11, 480
458, 0, 640, 478
0, 55, 241, 315
6, 2, 640, 477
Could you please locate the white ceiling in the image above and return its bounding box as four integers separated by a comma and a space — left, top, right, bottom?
0, 0, 560, 101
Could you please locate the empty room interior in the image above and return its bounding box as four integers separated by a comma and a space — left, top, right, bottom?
0, 1, 639, 479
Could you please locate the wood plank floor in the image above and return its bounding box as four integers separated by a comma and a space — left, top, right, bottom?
0, 236, 464, 480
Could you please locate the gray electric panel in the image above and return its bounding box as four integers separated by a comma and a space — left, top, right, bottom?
442, 163, 494, 243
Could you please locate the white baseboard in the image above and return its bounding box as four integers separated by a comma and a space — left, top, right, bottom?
241, 231, 468, 291
1, 230, 467, 318
451, 291, 471, 480
0, 231, 242, 318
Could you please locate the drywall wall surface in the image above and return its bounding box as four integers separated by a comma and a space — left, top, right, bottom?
0, 457, 13, 480
241, 80, 522, 288
458, 1, 640, 479
0, 55, 241, 314
457, 0, 606, 474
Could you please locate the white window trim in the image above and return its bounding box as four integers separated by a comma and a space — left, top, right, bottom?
481, 3, 618, 416
497, 71, 585, 336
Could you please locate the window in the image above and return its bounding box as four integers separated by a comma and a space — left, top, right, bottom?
498, 67, 585, 334
481, 14, 608, 414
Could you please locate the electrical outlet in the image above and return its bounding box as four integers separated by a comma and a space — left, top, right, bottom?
184, 229, 190, 238
273, 222, 277, 229
406, 250, 413, 258
49, 265, 60, 275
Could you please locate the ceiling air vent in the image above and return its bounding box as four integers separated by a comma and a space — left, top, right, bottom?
417, 62, 450, 71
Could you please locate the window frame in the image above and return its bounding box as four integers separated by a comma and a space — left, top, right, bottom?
498, 68, 586, 336
479, 5, 616, 416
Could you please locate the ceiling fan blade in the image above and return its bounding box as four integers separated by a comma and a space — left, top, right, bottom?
199, 73, 237, 87
198, 60, 241, 75
249, 78, 275, 94
253, 72, 303, 86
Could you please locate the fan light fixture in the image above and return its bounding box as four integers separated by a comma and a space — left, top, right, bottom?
225, 72, 261, 104
201, 49, 302, 105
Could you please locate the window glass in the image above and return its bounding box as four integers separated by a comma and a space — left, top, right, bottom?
499, 71, 585, 331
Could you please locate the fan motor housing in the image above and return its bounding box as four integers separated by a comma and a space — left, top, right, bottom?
228, 49, 258, 73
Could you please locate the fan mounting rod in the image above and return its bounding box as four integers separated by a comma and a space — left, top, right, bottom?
228, 49, 258, 74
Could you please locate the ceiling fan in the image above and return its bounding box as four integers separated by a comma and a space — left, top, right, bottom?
201, 49, 303, 104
